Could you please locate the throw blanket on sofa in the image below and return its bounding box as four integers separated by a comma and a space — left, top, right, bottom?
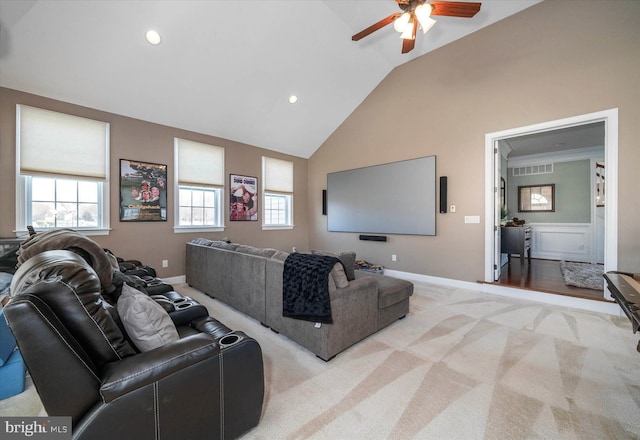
283, 253, 339, 324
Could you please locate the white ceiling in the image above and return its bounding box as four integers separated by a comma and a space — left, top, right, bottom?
0, 0, 541, 158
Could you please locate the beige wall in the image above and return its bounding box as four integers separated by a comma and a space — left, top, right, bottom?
1, 1, 638, 283
0, 88, 309, 277
308, 0, 640, 280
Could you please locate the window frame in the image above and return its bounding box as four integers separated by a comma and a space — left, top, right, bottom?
175, 184, 224, 232
262, 156, 294, 230
173, 138, 225, 233
15, 105, 110, 236
263, 192, 293, 229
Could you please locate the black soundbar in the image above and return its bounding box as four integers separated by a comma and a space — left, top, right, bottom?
359, 235, 387, 242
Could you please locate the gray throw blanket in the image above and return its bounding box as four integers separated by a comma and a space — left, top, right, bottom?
283, 253, 339, 324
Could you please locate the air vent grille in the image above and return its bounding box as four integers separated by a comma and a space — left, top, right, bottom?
512, 163, 553, 176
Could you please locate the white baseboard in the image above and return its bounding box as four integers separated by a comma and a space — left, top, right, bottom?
383, 269, 622, 316
161, 275, 186, 285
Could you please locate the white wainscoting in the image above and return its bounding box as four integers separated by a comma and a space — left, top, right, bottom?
528, 223, 594, 262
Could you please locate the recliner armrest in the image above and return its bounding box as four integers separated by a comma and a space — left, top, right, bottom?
100, 333, 218, 402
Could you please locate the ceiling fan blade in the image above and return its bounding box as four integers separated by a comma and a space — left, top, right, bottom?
401, 19, 418, 54
352, 12, 402, 41
430, 1, 481, 18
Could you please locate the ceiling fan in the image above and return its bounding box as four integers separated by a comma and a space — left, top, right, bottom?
352, 1, 482, 54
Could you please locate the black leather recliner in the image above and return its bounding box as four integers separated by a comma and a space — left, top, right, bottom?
4, 250, 264, 440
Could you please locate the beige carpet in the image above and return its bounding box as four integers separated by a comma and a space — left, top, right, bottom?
3, 281, 639, 439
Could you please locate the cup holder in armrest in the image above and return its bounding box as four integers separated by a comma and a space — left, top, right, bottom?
219, 334, 240, 347
168, 301, 209, 326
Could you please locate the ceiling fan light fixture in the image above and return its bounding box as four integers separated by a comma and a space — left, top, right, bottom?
415, 4, 436, 33
418, 16, 437, 33
393, 12, 411, 33
400, 16, 416, 40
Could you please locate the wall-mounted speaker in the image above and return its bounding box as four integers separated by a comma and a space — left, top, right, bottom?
440, 176, 447, 214
322, 190, 327, 215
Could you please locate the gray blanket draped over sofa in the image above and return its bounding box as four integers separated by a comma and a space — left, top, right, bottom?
282, 253, 340, 324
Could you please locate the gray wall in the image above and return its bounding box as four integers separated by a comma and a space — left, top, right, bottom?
507, 160, 591, 223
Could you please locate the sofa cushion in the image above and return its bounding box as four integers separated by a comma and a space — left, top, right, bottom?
271, 251, 290, 261
330, 263, 349, 289
235, 245, 277, 258
207, 240, 238, 251
117, 284, 179, 352
191, 238, 214, 246
375, 275, 414, 309
312, 250, 356, 281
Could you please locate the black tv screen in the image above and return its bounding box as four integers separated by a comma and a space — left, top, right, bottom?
327, 156, 436, 236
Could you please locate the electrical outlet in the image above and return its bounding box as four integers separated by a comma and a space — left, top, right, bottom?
450, 205, 456, 213
392, 254, 397, 262
162, 260, 168, 268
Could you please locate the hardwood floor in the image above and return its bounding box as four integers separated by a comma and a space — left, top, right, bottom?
493, 257, 614, 303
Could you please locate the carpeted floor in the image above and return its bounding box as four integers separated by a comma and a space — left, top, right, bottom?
3, 281, 639, 439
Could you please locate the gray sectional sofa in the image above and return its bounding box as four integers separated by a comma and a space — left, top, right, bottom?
186, 239, 413, 360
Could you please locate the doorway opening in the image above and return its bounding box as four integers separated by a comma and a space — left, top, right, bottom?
484, 109, 618, 301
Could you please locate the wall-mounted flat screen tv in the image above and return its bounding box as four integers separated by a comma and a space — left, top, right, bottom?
327, 155, 436, 236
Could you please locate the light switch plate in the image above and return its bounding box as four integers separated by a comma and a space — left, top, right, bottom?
464, 215, 480, 224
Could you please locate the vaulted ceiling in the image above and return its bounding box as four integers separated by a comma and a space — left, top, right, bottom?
0, 0, 541, 158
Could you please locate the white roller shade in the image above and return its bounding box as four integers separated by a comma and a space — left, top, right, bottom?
264, 157, 293, 193
176, 138, 224, 186
18, 105, 109, 180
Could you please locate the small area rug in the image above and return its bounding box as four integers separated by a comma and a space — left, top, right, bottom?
560, 260, 604, 290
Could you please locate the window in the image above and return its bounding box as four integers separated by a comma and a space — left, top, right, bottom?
518, 184, 555, 212
16, 105, 110, 235
175, 138, 224, 232
178, 186, 221, 226
29, 177, 101, 228
262, 156, 293, 229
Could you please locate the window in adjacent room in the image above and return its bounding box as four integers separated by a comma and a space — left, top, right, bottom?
262, 156, 293, 229
174, 138, 224, 232
16, 105, 110, 235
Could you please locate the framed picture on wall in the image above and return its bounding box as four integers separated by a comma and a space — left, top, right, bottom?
120, 159, 167, 221
230, 174, 258, 221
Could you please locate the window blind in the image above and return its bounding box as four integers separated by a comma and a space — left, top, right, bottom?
17, 105, 109, 180
263, 157, 293, 193
176, 138, 224, 186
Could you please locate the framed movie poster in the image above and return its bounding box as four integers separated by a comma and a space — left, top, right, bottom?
120, 159, 167, 222
230, 174, 258, 221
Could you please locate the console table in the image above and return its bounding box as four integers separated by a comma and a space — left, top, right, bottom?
501, 226, 532, 272
604, 271, 640, 353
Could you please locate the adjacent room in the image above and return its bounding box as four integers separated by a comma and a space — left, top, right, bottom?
1, 1, 639, 439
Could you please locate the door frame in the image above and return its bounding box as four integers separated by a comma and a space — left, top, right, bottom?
484, 109, 618, 299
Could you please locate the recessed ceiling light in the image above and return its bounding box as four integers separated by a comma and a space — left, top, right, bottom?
288, 95, 298, 104
145, 30, 162, 45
